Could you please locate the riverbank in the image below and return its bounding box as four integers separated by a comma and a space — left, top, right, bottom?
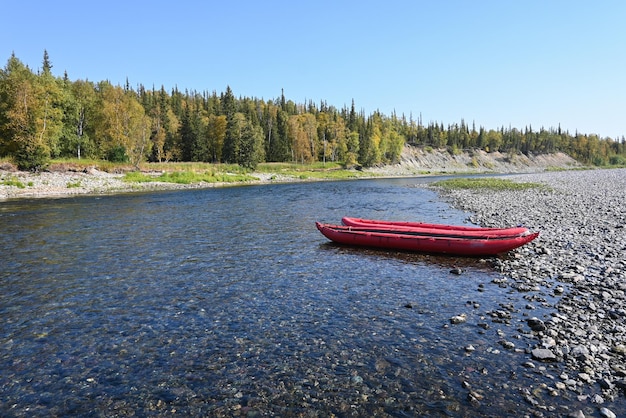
0, 149, 581, 200
0, 165, 313, 200
432, 168, 626, 415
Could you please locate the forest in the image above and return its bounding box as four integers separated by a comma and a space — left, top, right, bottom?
1, 51, 625, 171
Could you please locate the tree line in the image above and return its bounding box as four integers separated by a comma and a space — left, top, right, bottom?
1, 51, 625, 171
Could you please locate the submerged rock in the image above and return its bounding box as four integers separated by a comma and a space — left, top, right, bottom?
450, 314, 467, 324
531, 348, 558, 362
526, 317, 546, 332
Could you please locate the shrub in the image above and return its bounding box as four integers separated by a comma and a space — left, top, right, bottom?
14, 142, 50, 171
609, 155, 626, 166
106, 146, 128, 163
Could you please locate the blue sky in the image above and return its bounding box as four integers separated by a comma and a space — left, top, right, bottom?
2, 0, 625, 138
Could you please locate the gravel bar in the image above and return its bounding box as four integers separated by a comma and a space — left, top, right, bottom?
433, 168, 626, 415
0, 168, 291, 200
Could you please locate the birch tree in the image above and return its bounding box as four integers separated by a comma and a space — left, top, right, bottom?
94, 81, 150, 164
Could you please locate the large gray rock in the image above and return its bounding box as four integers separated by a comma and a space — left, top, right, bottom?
531, 348, 557, 362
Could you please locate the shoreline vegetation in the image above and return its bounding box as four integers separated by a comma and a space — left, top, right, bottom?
1, 147, 584, 200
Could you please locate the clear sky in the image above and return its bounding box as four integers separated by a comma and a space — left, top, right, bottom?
2, 0, 625, 139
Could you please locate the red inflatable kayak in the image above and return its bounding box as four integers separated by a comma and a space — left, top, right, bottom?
316, 222, 539, 256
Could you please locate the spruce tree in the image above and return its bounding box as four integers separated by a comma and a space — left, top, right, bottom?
221, 86, 238, 163
42, 49, 52, 74
179, 105, 194, 161
275, 109, 290, 161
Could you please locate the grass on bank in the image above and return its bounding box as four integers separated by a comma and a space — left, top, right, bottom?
47, 159, 367, 184
44, 159, 367, 183
1, 175, 27, 188
432, 177, 546, 191
255, 161, 369, 180
123, 171, 256, 184
122, 161, 367, 184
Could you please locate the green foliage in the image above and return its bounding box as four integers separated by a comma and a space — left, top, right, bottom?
123, 170, 256, 184
448, 144, 461, 155
256, 161, 343, 172
255, 161, 367, 180
237, 121, 265, 169
14, 140, 50, 171
66, 180, 82, 188
122, 171, 155, 183
432, 177, 546, 191
609, 155, 626, 166
120, 160, 368, 185
105, 145, 128, 162
1, 51, 626, 171
292, 170, 366, 180
1, 175, 26, 188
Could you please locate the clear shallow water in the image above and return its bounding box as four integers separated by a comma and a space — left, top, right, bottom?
0, 178, 594, 416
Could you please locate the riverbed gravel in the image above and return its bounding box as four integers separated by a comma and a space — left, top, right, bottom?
431, 168, 626, 416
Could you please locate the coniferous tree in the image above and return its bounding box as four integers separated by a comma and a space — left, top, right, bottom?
42, 50, 52, 75
348, 99, 358, 132
221, 86, 238, 163
179, 105, 194, 161
158, 87, 181, 162
273, 109, 291, 162
237, 118, 265, 169
261, 102, 275, 161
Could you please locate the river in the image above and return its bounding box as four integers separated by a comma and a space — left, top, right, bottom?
0, 178, 584, 416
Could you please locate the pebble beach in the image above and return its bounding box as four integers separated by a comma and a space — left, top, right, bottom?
435, 168, 626, 417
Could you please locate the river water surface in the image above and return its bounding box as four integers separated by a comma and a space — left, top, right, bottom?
0, 178, 589, 416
